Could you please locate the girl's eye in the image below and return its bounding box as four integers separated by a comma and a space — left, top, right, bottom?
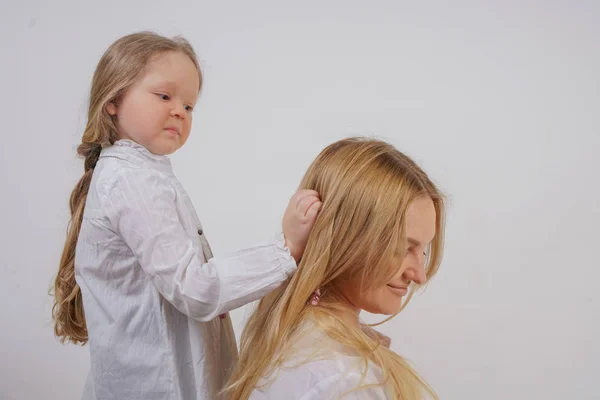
185, 105, 194, 112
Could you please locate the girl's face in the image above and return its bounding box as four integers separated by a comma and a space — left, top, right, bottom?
106, 51, 200, 155
338, 197, 437, 316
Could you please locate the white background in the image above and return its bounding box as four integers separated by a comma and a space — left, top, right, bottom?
1, 1, 598, 399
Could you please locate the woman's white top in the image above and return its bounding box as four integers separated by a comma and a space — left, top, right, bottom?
250, 322, 392, 399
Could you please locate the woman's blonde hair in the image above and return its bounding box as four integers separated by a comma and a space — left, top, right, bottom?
51, 31, 202, 344
225, 137, 445, 399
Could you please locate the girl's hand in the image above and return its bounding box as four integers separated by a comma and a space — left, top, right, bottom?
282, 189, 322, 263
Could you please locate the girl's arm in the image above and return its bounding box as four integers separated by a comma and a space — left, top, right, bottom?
102, 168, 319, 321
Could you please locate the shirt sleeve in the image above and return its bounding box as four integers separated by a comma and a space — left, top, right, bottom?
101, 168, 297, 321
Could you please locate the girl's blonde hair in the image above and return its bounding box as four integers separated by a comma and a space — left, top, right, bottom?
225, 137, 445, 399
51, 31, 202, 344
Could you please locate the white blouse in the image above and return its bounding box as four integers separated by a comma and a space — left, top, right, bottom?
249, 322, 392, 399
75, 140, 296, 400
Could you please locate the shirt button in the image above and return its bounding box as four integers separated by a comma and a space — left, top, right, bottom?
197, 229, 203, 236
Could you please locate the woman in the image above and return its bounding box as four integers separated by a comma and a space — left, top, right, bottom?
225, 137, 445, 399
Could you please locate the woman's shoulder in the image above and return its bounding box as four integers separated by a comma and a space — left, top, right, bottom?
251, 357, 389, 399
250, 323, 390, 399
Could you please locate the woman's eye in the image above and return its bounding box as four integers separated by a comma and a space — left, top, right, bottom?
158, 93, 170, 100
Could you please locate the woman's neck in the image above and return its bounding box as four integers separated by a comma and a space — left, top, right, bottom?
335, 299, 361, 327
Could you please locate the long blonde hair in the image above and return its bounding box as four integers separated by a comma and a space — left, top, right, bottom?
225, 138, 445, 399
51, 31, 202, 345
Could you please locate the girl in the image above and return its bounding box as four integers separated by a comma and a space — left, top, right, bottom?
51, 32, 321, 400
225, 138, 446, 399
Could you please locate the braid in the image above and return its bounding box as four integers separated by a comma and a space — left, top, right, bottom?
78, 142, 102, 172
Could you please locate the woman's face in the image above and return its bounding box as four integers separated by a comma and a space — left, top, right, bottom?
338, 196, 437, 316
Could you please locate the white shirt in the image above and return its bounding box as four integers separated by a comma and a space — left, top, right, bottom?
250, 322, 392, 399
75, 140, 296, 400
